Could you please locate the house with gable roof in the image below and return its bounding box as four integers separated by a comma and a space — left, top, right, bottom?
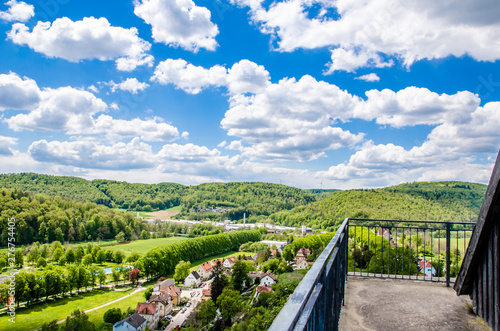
136, 302, 159, 330
154, 278, 181, 305
255, 284, 274, 299
184, 270, 202, 287
197, 261, 213, 279
294, 248, 311, 263
113, 312, 146, 331
223, 256, 237, 268
148, 292, 172, 317
260, 272, 278, 286
418, 260, 436, 277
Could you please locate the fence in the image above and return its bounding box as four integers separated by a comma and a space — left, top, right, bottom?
348, 218, 475, 287
268, 218, 349, 331
269, 218, 476, 331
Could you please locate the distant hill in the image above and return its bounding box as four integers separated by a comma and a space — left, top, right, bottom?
0, 173, 316, 221
306, 189, 340, 199
0, 173, 112, 205
270, 181, 487, 231
0, 174, 487, 229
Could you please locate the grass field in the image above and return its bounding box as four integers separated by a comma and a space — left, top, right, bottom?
0, 289, 134, 331
165, 205, 182, 212
61, 289, 146, 330
102, 237, 189, 256
278, 270, 307, 286
432, 237, 471, 255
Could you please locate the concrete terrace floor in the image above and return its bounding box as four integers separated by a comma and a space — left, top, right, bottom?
339, 277, 492, 331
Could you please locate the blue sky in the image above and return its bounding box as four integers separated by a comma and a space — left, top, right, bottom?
0, 0, 499, 189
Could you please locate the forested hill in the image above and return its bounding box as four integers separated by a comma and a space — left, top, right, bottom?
0, 173, 316, 217
0, 188, 146, 246
0, 174, 487, 231
0, 173, 112, 205
270, 181, 487, 231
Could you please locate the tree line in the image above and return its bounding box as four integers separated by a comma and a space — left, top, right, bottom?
137, 230, 261, 278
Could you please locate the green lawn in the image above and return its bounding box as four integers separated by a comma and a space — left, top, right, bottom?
63, 289, 146, 330
165, 205, 182, 212
278, 270, 307, 286
111, 207, 152, 218
432, 237, 471, 255
0, 289, 134, 331
102, 237, 189, 256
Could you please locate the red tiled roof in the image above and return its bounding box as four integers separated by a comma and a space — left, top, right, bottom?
202, 289, 211, 297
136, 302, 156, 315
226, 256, 237, 264
160, 284, 181, 298
419, 260, 433, 269
149, 292, 169, 305
256, 285, 274, 293
201, 262, 213, 273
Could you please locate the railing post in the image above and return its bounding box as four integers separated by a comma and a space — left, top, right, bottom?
446, 222, 451, 287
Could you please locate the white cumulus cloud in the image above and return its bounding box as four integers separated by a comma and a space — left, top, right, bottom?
221, 75, 364, 161
0, 136, 17, 156
134, 0, 219, 52
355, 73, 380, 82
6, 86, 107, 132
109, 78, 150, 94
8, 17, 154, 71
0, 72, 41, 111
151, 58, 227, 94
233, 0, 500, 72
151, 59, 270, 95
93, 115, 180, 142
353, 87, 480, 128
28, 138, 155, 170
0, 0, 33, 22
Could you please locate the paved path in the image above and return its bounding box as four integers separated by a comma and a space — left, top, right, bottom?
339, 277, 492, 331
54, 286, 146, 326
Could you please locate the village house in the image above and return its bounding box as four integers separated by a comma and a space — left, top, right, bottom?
197, 261, 213, 279
260, 272, 278, 286
295, 258, 313, 270
223, 256, 237, 268
201, 288, 212, 301
113, 312, 146, 331
148, 292, 172, 317
377, 228, 391, 241
294, 248, 311, 263
184, 270, 202, 287
255, 284, 274, 299
211, 259, 222, 268
154, 278, 182, 305
418, 260, 436, 277
247, 271, 261, 286
136, 302, 159, 330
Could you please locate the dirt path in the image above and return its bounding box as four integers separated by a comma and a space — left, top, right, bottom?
148, 210, 179, 220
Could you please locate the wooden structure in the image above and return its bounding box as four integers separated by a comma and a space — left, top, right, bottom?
455, 150, 500, 330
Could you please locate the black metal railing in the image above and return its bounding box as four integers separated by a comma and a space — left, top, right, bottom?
269, 218, 476, 331
348, 218, 475, 287
269, 218, 349, 331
